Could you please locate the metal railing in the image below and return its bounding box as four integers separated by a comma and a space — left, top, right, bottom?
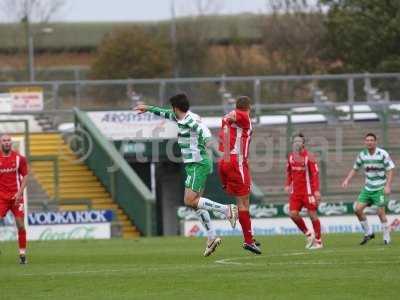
0, 73, 399, 117
74, 108, 156, 236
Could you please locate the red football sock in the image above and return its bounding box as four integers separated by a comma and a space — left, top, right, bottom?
312, 219, 321, 240
18, 228, 27, 253
291, 216, 309, 234
239, 210, 253, 244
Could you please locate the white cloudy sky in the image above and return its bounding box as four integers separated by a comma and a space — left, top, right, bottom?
56, 0, 269, 22
0, 0, 321, 23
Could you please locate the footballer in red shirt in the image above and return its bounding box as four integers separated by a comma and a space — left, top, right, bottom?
285, 133, 323, 249
218, 96, 261, 254
0, 134, 29, 264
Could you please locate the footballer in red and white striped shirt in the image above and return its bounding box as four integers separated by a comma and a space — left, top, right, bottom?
218, 96, 261, 254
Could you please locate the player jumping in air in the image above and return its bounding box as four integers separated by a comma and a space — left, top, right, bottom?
218, 96, 261, 254
285, 133, 323, 250
0, 134, 29, 264
342, 133, 394, 245
134, 94, 238, 257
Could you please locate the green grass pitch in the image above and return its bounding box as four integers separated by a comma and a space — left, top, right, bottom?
0, 233, 398, 300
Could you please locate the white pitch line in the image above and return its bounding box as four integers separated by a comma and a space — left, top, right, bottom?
216, 259, 400, 267
215, 247, 388, 266
16, 248, 390, 276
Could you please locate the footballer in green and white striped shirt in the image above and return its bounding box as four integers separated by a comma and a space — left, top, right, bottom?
134, 94, 238, 257
342, 133, 394, 245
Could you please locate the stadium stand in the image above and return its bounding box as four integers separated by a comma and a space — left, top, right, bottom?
228, 121, 400, 204
28, 133, 139, 238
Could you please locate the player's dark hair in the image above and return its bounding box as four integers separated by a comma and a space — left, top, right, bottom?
236, 96, 251, 111
169, 93, 190, 113
293, 133, 306, 144
365, 133, 377, 140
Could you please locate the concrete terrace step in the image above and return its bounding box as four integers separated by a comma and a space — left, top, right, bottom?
59, 205, 89, 211
91, 203, 119, 210
36, 177, 99, 184
32, 161, 87, 167
89, 199, 115, 205
117, 214, 129, 221
34, 170, 94, 176
47, 186, 107, 193
41, 182, 102, 188
31, 151, 76, 157
47, 192, 110, 198
30, 144, 71, 149
120, 219, 134, 227
32, 165, 90, 172
122, 232, 140, 239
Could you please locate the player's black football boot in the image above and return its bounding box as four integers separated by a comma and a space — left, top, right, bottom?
360, 233, 375, 245
243, 243, 262, 255
253, 239, 261, 247
19, 254, 27, 265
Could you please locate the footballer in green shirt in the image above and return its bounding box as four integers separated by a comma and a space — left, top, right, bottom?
135, 94, 238, 256
342, 133, 394, 245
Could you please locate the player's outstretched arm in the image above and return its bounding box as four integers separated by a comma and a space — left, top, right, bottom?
134, 104, 149, 113
134, 105, 175, 120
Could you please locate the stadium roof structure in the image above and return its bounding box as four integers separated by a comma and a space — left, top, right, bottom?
0, 14, 262, 52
